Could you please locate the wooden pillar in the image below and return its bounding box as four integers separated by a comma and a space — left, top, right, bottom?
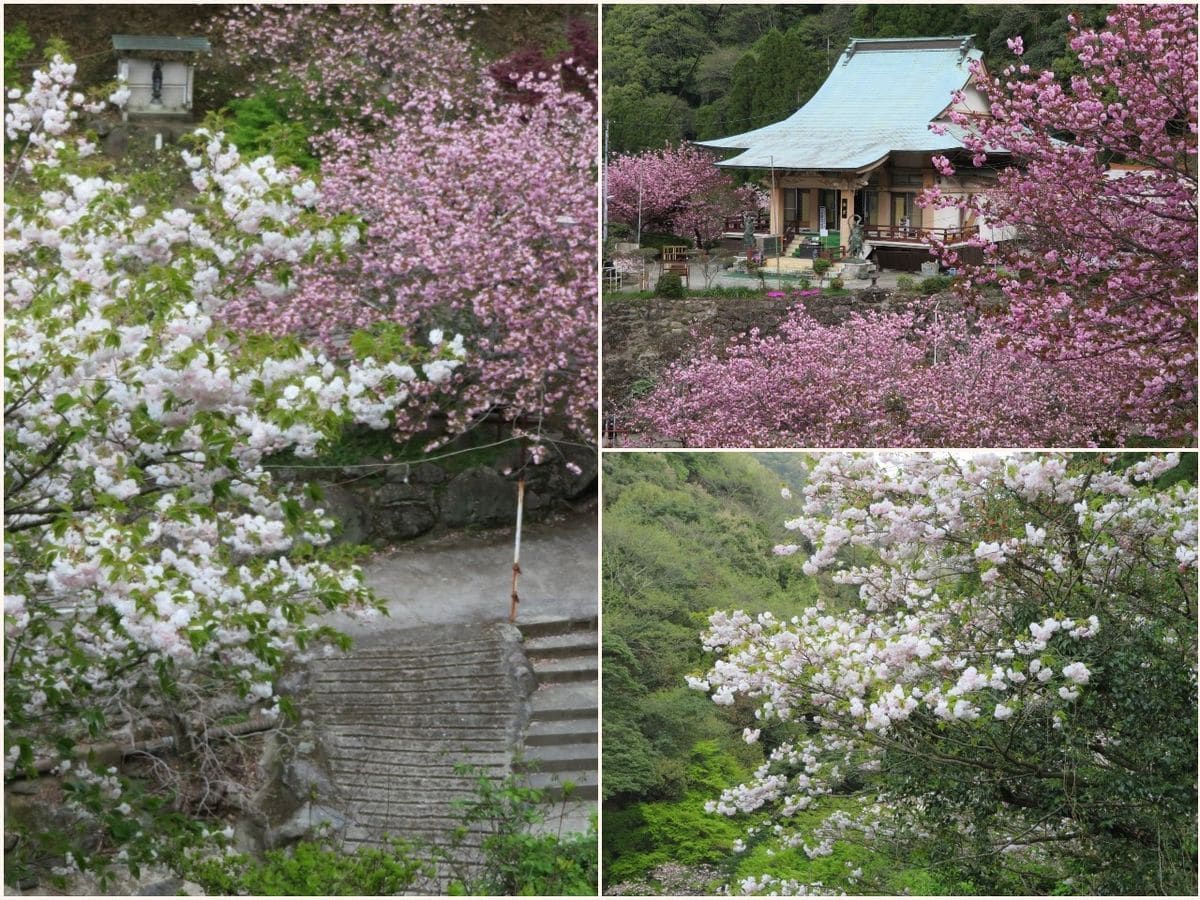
919, 170, 936, 228
769, 177, 784, 237
838, 185, 852, 247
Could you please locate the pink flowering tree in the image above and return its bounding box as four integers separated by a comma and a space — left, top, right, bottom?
632, 303, 1151, 448
216, 5, 598, 446
692, 453, 1197, 895
607, 144, 764, 248
4, 62, 463, 882
922, 3, 1197, 440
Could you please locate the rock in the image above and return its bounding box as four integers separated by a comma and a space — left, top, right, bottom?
102, 126, 130, 160
386, 461, 446, 484
8, 779, 39, 795
267, 802, 346, 847
282, 758, 337, 804
373, 482, 431, 504
374, 501, 437, 539
312, 482, 368, 546
137, 878, 183, 895
441, 467, 516, 529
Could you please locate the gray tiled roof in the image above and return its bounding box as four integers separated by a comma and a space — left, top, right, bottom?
111, 35, 211, 53
696, 36, 985, 171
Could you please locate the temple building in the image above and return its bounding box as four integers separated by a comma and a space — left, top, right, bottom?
696, 35, 1012, 271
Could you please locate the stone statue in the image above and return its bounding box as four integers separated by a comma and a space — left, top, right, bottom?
847, 214, 864, 259
742, 212, 755, 250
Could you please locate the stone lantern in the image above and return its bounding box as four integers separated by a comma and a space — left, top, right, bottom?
111, 34, 211, 119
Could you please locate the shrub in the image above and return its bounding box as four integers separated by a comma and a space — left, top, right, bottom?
4, 23, 34, 88
187, 838, 430, 895
221, 92, 319, 172
828, 276, 844, 290
797, 275, 812, 290
656, 272, 685, 298
895, 274, 917, 292
811, 258, 831, 277
919, 274, 954, 295
450, 764, 598, 896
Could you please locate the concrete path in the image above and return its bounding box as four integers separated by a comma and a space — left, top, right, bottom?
325, 512, 598, 634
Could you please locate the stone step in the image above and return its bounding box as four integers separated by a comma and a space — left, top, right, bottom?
518, 742, 596, 774
525, 769, 598, 801
310, 683, 513, 701
328, 747, 511, 767
326, 726, 512, 746
311, 663, 507, 682
529, 800, 595, 838
518, 616, 597, 639
530, 682, 597, 720
532, 654, 598, 684
522, 630, 598, 659
313, 699, 516, 714
315, 649, 504, 667
524, 717, 598, 747
516, 748, 595, 777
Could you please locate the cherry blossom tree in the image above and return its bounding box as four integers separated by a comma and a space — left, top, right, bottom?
216, 5, 598, 444
4, 61, 463, 882
922, 3, 1197, 440
607, 144, 764, 247
692, 453, 1197, 895
632, 302, 1150, 448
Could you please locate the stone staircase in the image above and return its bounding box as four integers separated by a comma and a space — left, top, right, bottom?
516, 616, 599, 836
302, 623, 522, 880
288, 615, 597, 890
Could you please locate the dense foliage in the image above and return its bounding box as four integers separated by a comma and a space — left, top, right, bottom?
692, 452, 1196, 895
602, 454, 998, 894
183, 768, 597, 896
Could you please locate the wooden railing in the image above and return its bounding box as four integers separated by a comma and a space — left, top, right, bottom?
865, 224, 979, 244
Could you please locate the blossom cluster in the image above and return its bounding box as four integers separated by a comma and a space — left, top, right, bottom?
691, 452, 1196, 889
633, 304, 1150, 447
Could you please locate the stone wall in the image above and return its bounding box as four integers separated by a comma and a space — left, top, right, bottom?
275, 440, 597, 547
602, 289, 923, 420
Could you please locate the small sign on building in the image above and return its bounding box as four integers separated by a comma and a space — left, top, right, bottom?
112, 34, 211, 117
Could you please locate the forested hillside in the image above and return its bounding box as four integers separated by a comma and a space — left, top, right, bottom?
602, 453, 864, 891
603, 3, 1113, 154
